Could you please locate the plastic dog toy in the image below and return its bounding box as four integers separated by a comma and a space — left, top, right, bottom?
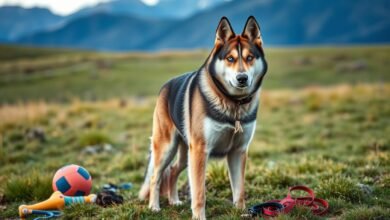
18, 191, 96, 218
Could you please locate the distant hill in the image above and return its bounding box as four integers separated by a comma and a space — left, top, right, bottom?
10, 0, 390, 50
0, 0, 226, 43
149, 0, 390, 49
17, 13, 175, 51
0, 6, 64, 41
70, 0, 227, 20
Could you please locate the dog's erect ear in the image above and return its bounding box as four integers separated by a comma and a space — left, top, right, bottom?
242, 16, 262, 46
215, 17, 235, 45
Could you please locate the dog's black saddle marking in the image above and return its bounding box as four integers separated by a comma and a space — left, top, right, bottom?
165, 71, 196, 143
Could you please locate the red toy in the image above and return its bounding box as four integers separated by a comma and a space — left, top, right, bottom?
247, 185, 329, 217
52, 164, 92, 196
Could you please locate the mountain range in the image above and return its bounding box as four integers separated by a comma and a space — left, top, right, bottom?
1, 0, 389, 51
70, 0, 228, 20
0, 6, 64, 41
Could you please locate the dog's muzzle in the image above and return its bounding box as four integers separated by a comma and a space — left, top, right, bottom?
236, 73, 248, 88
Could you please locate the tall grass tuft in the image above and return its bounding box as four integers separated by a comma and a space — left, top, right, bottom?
340, 206, 390, 220
317, 176, 364, 203
78, 130, 111, 147
4, 171, 52, 202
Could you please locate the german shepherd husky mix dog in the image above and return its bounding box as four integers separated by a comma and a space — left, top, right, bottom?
139, 16, 267, 219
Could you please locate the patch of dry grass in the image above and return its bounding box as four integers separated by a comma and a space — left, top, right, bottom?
0, 102, 50, 131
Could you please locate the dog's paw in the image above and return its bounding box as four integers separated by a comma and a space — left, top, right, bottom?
192, 208, 206, 220
192, 214, 206, 220
138, 186, 150, 201
234, 201, 246, 209
138, 193, 147, 201
148, 204, 161, 212
152, 207, 161, 212
170, 200, 183, 206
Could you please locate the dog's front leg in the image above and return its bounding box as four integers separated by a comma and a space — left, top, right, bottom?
227, 150, 247, 209
188, 143, 207, 220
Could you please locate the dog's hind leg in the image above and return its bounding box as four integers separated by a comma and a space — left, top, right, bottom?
168, 141, 188, 205
138, 136, 178, 202
147, 92, 178, 211
148, 133, 178, 211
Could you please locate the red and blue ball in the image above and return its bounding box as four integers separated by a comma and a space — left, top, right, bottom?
52, 164, 92, 196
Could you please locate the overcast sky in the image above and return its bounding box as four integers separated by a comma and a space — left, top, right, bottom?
0, 0, 159, 15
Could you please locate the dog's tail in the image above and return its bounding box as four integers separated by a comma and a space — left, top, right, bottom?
138, 150, 153, 200
138, 150, 172, 200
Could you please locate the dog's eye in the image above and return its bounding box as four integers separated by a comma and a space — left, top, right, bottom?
226, 56, 235, 63
247, 56, 254, 61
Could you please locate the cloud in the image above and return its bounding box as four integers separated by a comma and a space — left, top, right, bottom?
142, 0, 159, 6
0, 0, 111, 15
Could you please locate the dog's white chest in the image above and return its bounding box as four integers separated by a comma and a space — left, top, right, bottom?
203, 117, 256, 157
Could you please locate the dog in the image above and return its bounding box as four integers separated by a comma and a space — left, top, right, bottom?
139, 16, 267, 219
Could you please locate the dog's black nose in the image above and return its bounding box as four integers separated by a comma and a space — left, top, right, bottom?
236, 74, 248, 85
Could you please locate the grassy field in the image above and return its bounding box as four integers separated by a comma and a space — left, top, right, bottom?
1, 45, 389, 103
0, 45, 389, 219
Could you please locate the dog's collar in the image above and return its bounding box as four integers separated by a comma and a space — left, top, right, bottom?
236, 95, 253, 105
202, 72, 260, 133
210, 73, 256, 106
209, 74, 261, 133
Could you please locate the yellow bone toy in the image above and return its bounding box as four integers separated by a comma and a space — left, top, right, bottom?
19, 191, 96, 218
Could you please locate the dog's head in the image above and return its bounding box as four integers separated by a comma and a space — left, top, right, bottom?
207, 16, 267, 99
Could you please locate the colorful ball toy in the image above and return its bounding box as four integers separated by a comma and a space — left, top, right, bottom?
52, 164, 92, 196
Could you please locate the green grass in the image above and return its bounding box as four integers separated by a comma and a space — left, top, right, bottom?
4, 171, 52, 203
0, 45, 389, 219
0, 46, 389, 103
78, 130, 112, 147
0, 44, 80, 61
